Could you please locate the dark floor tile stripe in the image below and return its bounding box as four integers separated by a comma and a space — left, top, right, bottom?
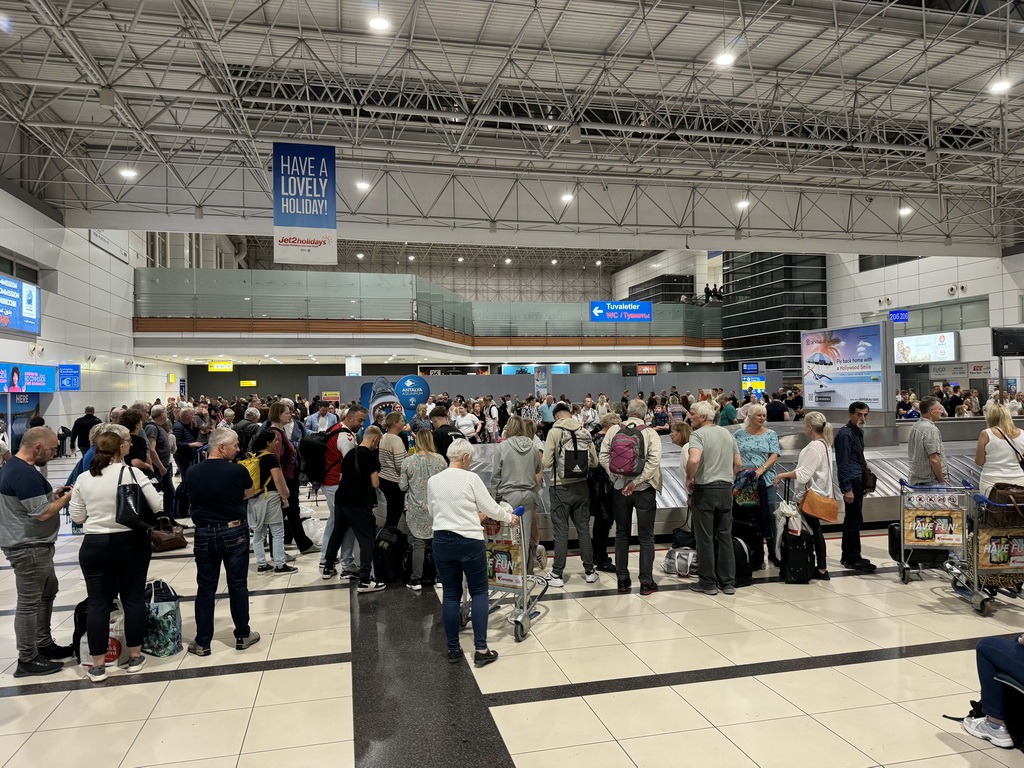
0, 651, 353, 698
349, 586, 515, 768
482, 634, 1015, 708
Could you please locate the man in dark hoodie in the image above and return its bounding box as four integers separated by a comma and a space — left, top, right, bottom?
542, 402, 599, 587
491, 415, 544, 572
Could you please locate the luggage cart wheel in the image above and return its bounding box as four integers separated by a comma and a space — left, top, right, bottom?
972, 594, 992, 616
513, 621, 526, 643
900, 566, 912, 584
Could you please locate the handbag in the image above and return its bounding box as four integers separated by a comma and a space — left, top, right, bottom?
861, 468, 878, 494
79, 598, 127, 668
987, 483, 1024, 527
799, 443, 839, 523
150, 516, 187, 552
142, 579, 183, 657
116, 465, 156, 533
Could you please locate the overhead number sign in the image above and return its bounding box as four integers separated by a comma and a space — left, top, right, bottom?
889, 310, 909, 323
589, 301, 653, 322
208, 361, 233, 372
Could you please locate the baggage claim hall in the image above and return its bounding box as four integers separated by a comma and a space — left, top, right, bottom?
0, 0, 1022, 766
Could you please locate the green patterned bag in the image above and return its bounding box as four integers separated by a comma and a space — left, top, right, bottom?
142, 579, 183, 657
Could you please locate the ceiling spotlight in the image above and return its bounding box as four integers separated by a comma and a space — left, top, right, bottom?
561, 193, 574, 203
119, 167, 138, 179
356, 180, 370, 191
369, 16, 390, 30
458, 257, 465, 262
734, 228, 743, 240
899, 206, 913, 216
924, 149, 939, 166
736, 199, 750, 209
488, 220, 497, 234
408, 255, 415, 261
568, 123, 582, 144
989, 79, 1011, 94
194, 205, 204, 220
714, 52, 736, 67
356, 252, 365, 259
551, 259, 558, 265
595, 260, 602, 266
944, 235, 953, 246
99, 87, 115, 110
504, 258, 512, 264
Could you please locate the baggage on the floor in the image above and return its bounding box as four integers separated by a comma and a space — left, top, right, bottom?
887, 522, 948, 567
661, 547, 697, 577
373, 526, 407, 583
142, 579, 183, 657
402, 540, 437, 585
732, 503, 765, 571
77, 599, 128, 667
71, 599, 89, 662
781, 529, 815, 584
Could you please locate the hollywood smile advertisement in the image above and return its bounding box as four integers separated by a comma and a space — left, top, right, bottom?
802, 323, 884, 409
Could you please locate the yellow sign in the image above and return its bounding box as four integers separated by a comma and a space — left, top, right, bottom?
167, 373, 176, 384
321, 391, 340, 401
208, 361, 233, 372
240, 380, 257, 388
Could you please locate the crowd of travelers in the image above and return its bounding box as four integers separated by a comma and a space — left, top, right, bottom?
0, 384, 1019, 749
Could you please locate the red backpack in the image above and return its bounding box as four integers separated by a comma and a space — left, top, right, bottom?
608, 423, 647, 476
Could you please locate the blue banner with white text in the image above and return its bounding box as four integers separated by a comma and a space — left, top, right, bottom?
272, 142, 337, 265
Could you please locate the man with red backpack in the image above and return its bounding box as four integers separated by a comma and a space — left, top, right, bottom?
599, 399, 663, 595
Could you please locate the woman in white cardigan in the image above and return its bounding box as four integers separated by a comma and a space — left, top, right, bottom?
70, 424, 162, 682
428, 439, 519, 667
773, 411, 834, 580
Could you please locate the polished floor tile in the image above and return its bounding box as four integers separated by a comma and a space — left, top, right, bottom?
733, 602, 831, 630
492, 698, 614, 754
243, 696, 353, 752
530, 619, 621, 651
151, 671, 262, 718
6, 721, 144, 768
237, 740, 354, 768
720, 715, 876, 768
664, 607, 762, 636
549, 643, 655, 683
619, 727, 759, 767
256, 661, 352, 706
471, 649, 572, 694
512, 740, 638, 767
756, 667, 889, 713
583, 686, 710, 738
597, 612, 693, 643
909, 650, 984, 689
835, 658, 973, 702
0, 691, 67, 735
674, 676, 803, 726
700, 630, 811, 665
626, 636, 732, 675
122, 708, 253, 767
770, 622, 882, 655
834, 616, 950, 648
815, 703, 975, 764
579, 594, 664, 619
39, 682, 167, 729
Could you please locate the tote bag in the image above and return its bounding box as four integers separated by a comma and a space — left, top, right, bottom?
799, 443, 839, 523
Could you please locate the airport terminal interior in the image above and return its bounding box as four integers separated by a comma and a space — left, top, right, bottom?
1, 0, 1024, 766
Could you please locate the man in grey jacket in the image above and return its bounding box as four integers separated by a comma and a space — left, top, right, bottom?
542, 403, 599, 587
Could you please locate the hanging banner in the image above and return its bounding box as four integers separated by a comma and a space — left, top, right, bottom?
272, 143, 337, 265
533, 365, 549, 397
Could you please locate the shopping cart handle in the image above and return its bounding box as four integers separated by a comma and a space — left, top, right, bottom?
512, 506, 525, 517
973, 493, 989, 505
962, 479, 975, 490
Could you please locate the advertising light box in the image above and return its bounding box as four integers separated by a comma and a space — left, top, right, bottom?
802, 322, 887, 410
894, 332, 957, 364
0, 277, 40, 335
0, 363, 56, 392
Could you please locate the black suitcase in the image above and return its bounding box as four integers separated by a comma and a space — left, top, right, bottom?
402, 540, 437, 586
732, 505, 765, 571
888, 522, 948, 565
782, 530, 815, 584
373, 527, 407, 583
71, 599, 89, 662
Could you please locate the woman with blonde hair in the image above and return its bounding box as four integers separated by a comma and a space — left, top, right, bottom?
400, 429, 447, 590
596, 394, 610, 417
975, 404, 1024, 497
774, 411, 834, 580
409, 403, 432, 433
735, 403, 782, 568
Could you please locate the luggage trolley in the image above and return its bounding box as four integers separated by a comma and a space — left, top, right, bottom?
459, 506, 548, 642
944, 492, 1024, 616
895, 479, 972, 584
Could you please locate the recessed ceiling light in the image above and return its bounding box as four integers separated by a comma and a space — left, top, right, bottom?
561, 193, 574, 202
504, 258, 512, 264
990, 79, 1012, 94
714, 52, 736, 67
356, 180, 370, 191
899, 206, 913, 216
408, 255, 415, 261
369, 16, 390, 30
356, 252, 364, 259
595, 260, 602, 266
737, 199, 750, 209
458, 257, 464, 262
119, 168, 138, 179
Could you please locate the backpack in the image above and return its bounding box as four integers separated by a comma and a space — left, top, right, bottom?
71, 599, 89, 662
237, 450, 273, 496
608, 422, 647, 476
553, 427, 592, 483
297, 424, 348, 484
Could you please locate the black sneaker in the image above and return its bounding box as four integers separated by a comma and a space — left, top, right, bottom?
842, 558, 877, 573
256, 564, 273, 574
813, 570, 832, 581
13, 656, 63, 677
473, 649, 499, 668
37, 642, 74, 661
273, 564, 298, 575
447, 648, 463, 664
322, 566, 338, 580
639, 581, 659, 596
596, 560, 617, 573
617, 579, 632, 593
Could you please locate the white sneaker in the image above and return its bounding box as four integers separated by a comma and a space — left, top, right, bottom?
962, 716, 1014, 748
357, 581, 386, 593
544, 571, 564, 588
535, 545, 547, 571
584, 570, 599, 584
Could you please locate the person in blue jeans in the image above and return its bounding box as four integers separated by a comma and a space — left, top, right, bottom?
962, 634, 1024, 749
181, 428, 260, 655
427, 440, 519, 667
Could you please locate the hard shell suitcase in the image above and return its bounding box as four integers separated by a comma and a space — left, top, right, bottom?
888, 522, 948, 566
782, 530, 815, 584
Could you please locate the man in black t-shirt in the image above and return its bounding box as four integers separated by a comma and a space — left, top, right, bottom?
765, 392, 789, 422
182, 429, 260, 656
429, 406, 465, 464
323, 427, 386, 592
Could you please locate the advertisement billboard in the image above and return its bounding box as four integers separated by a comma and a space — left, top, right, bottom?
802, 323, 886, 410
894, 332, 956, 364
272, 142, 337, 265
500, 364, 570, 375
0, 363, 56, 393
0, 276, 40, 335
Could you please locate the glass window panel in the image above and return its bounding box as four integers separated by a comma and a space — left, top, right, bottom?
961, 299, 989, 329
921, 306, 942, 332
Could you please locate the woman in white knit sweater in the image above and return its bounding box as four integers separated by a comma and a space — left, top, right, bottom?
428, 440, 518, 667
70, 424, 162, 682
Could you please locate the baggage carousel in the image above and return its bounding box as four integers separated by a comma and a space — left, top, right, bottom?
468, 426, 984, 543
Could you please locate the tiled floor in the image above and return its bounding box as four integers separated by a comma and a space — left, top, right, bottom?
0, 455, 1021, 767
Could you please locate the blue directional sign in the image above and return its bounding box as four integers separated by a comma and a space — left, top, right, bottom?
589, 301, 653, 322
58, 365, 81, 391
889, 310, 909, 323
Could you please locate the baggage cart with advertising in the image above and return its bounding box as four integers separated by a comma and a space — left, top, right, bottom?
896, 480, 972, 584
459, 506, 548, 642
945, 492, 1024, 616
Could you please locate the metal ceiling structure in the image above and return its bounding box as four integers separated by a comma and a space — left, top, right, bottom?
0, 0, 1023, 249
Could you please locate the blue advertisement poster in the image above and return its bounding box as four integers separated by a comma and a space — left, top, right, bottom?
0, 276, 40, 334
9, 392, 40, 453
272, 142, 337, 265
359, 376, 431, 421
0, 363, 55, 393
801, 324, 884, 409
500, 364, 570, 375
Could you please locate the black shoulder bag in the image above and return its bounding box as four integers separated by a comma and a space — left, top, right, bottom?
116, 465, 156, 533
